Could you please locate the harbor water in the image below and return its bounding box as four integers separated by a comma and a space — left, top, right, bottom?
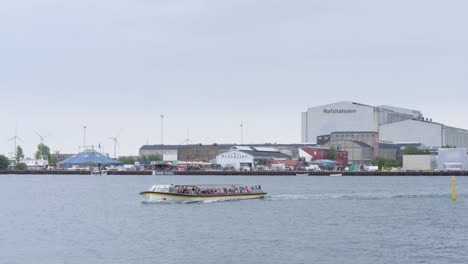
1, 175, 467, 264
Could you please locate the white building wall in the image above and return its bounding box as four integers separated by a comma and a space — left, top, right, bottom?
302, 102, 376, 144
302, 102, 468, 148
443, 126, 468, 148
163, 154, 177, 162
377, 105, 422, 119
216, 151, 254, 170
403, 155, 435, 171
380, 120, 442, 147
301, 112, 308, 143
378, 110, 413, 126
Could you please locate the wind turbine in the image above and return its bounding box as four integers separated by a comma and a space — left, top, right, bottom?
9, 127, 23, 159
181, 128, 193, 145
33, 130, 50, 160
106, 136, 120, 159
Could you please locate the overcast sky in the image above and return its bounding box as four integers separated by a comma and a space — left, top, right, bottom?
1, 0, 467, 157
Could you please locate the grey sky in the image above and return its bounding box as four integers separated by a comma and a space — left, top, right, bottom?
1, 0, 467, 157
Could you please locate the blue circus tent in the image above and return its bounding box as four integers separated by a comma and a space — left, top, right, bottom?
59, 151, 123, 166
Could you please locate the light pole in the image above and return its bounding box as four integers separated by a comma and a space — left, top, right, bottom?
160, 114, 164, 145
83, 126, 87, 151
240, 123, 244, 145
106, 137, 118, 159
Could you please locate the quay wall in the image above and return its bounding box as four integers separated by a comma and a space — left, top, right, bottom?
1, 170, 468, 176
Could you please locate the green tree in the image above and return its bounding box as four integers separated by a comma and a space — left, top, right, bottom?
16, 146, 25, 163
49, 155, 58, 165
118, 156, 136, 165
16, 162, 27, 170
35, 143, 51, 161
328, 147, 337, 160
139, 154, 162, 162
384, 159, 400, 168
0, 155, 9, 170
371, 157, 399, 170
371, 157, 386, 170
402, 146, 428, 155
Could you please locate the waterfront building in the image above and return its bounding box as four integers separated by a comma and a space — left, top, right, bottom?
140, 143, 315, 162
403, 155, 436, 171
19, 158, 49, 170
216, 146, 291, 170
299, 147, 349, 167
139, 145, 179, 161
302, 101, 468, 149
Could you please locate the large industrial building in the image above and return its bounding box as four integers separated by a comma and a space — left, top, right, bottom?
302, 101, 468, 149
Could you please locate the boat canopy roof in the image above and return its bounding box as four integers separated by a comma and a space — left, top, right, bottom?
154, 184, 256, 190
175, 184, 247, 187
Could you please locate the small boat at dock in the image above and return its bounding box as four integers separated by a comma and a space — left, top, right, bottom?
329, 173, 342, 177
140, 184, 267, 203
295, 173, 309, 176
91, 170, 107, 176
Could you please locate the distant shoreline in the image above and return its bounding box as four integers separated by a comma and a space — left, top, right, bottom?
0, 170, 467, 176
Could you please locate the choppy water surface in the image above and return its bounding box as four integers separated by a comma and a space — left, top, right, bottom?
1, 175, 467, 264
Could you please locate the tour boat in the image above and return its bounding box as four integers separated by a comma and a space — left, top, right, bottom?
329, 173, 343, 177
140, 184, 267, 203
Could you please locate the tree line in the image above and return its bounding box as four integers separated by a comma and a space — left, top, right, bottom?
118, 155, 163, 165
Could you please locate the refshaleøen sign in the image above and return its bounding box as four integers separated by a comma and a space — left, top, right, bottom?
323, 109, 357, 114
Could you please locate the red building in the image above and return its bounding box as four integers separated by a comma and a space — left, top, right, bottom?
300, 148, 329, 160
336, 151, 349, 167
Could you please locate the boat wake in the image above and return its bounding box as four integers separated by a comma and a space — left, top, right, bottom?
269, 193, 468, 201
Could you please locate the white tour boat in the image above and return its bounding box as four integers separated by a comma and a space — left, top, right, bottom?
140, 184, 267, 203
329, 173, 343, 177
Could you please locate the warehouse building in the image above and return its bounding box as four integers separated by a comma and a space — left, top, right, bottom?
140, 143, 315, 162
216, 146, 291, 170
403, 155, 437, 171
139, 145, 179, 161
316, 131, 399, 165
302, 101, 468, 148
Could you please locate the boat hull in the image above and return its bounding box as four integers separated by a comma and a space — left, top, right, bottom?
140, 191, 267, 203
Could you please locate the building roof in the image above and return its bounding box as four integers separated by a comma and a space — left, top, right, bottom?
331, 131, 377, 134
141, 143, 317, 151
140, 145, 197, 151
379, 142, 421, 150
350, 140, 372, 148
240, 150, 291, 159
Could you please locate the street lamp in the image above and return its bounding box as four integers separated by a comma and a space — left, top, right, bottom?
83, 125, 87, 151
160, 114, 164, 145
240, 123, 244, 145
